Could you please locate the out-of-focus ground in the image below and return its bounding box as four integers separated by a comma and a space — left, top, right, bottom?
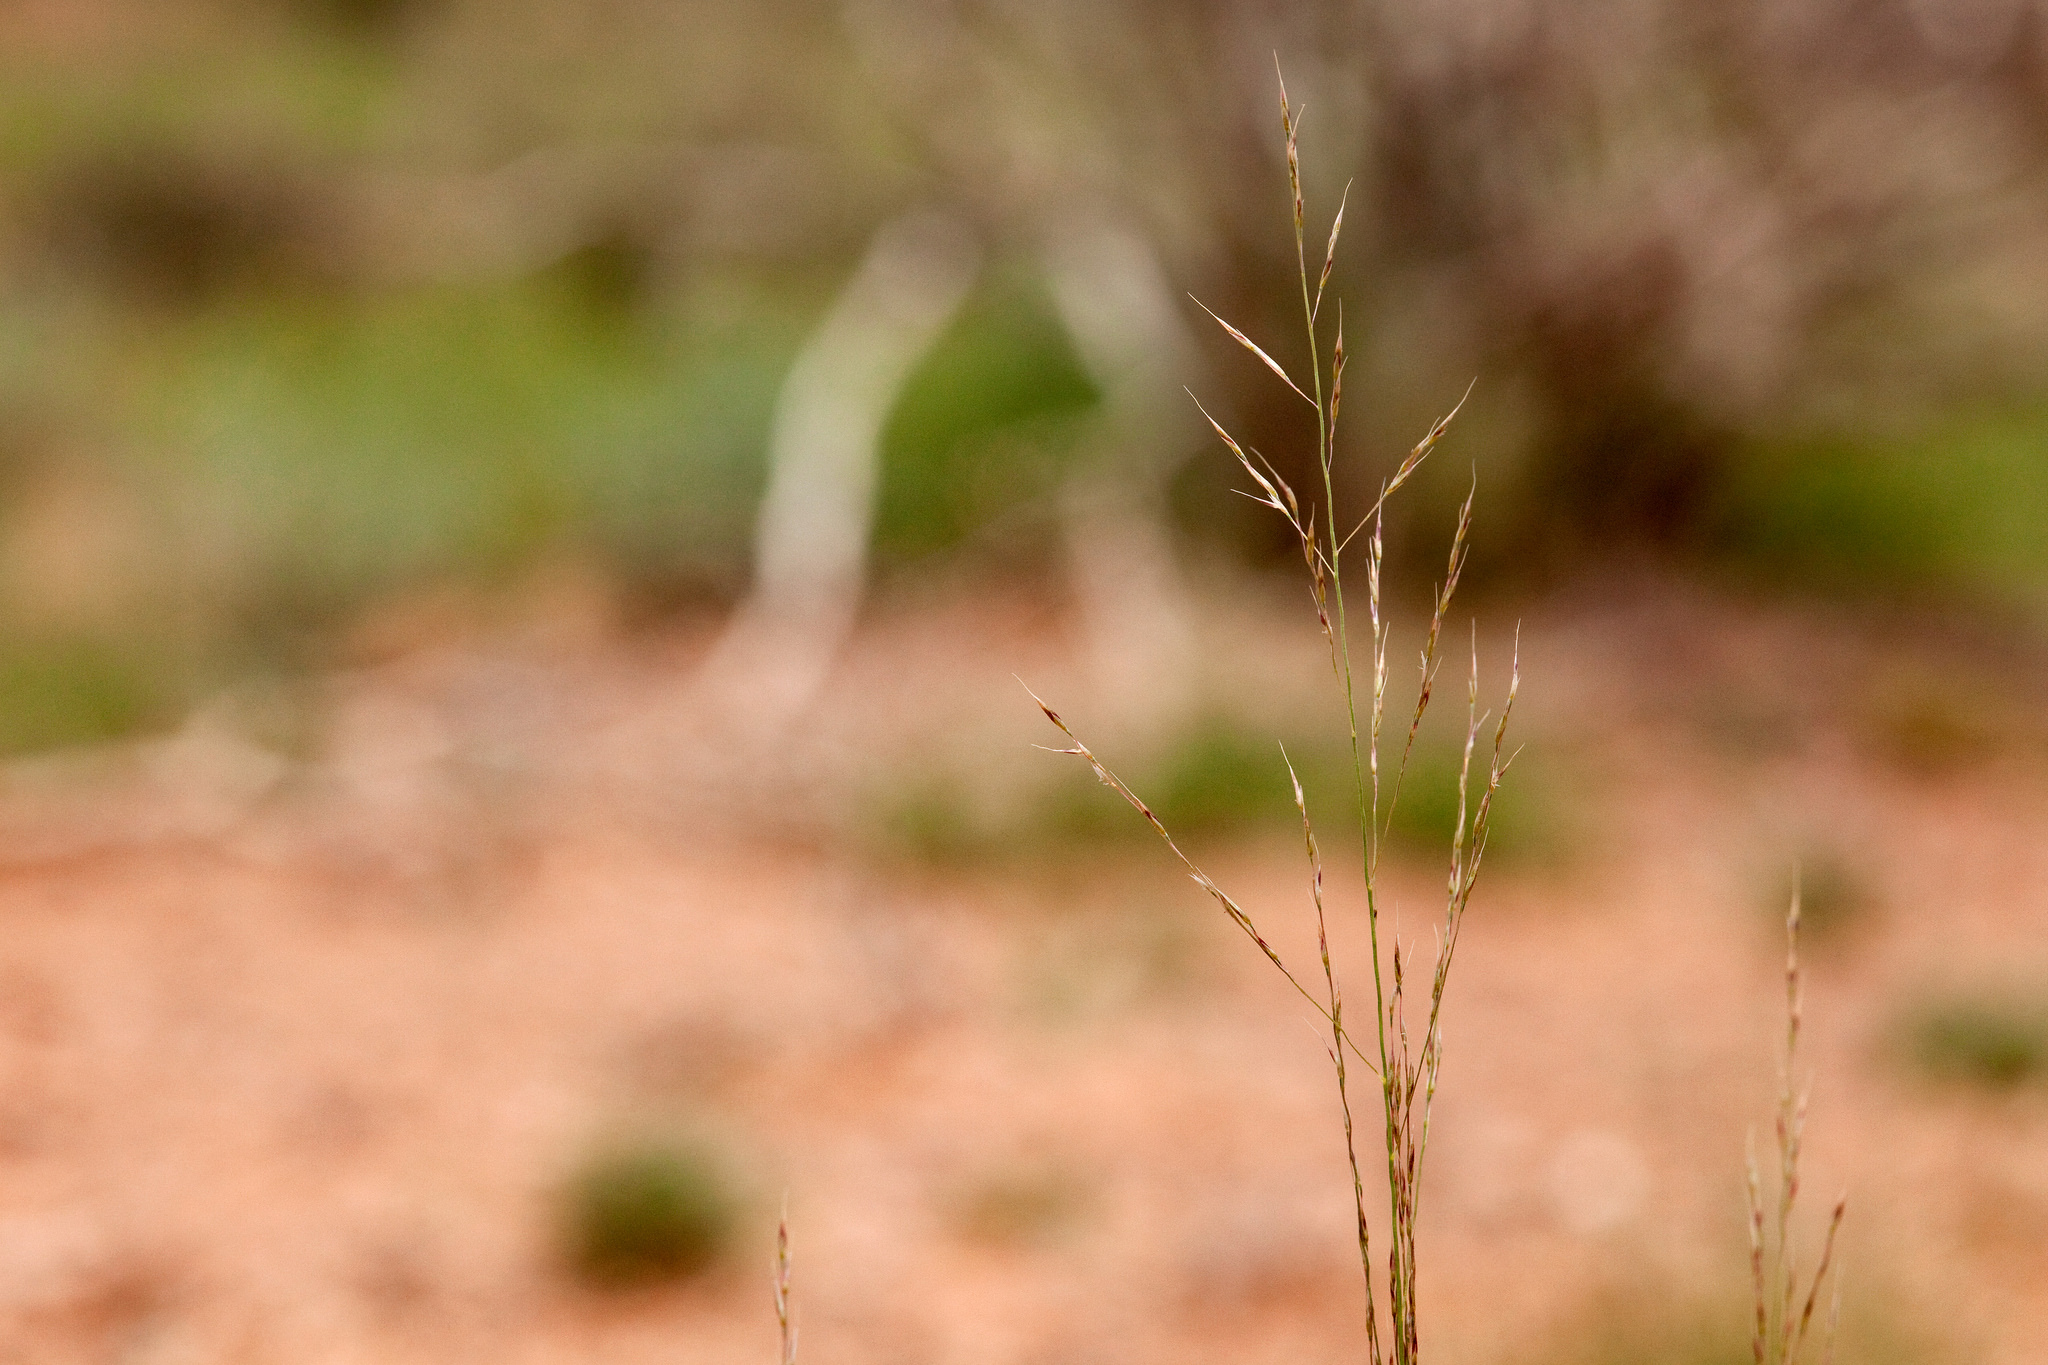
0, 577, 2038, 1365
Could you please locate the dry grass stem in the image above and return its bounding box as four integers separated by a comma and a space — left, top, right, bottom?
1031, 68, 1514, 1365
774, 1201, 797, 1365
1748, 892, 1848, 1365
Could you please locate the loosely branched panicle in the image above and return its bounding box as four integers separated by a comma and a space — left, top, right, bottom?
1030, 70, 1513, 1365
1748, 895, 1848, 1365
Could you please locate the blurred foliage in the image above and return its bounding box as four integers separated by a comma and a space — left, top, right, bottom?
881, 713, 1563, 869
1861, 692, 2002, 779
1376, 734, 1560, 862
875, 269, 1099, 566
0, 0, 2047, 753
564, 1137, 736, 1285
1516, 1282, 1942, 1365
1904, 993, 2048, 1091
1527, 1315, 1747, 1365
949, 1161, 1094, 1248
1766, 852, 1877, 949
1715, 410, 2048, 610
138, 280, 794, 616
0, 637, 174, 754
1023, 716, 1346, 849
881, 776, 995, 869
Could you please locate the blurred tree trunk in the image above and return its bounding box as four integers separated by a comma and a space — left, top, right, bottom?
1046, 219, 1201, 733
696, 211, 980, 736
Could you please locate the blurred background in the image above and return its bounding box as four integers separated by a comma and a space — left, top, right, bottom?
0, 0, 2044, 1361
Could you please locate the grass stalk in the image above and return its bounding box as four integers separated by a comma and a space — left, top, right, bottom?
1033, 65, 1514, 1365
775, 1200, 797, 1365
1748, 892, 1848, 1365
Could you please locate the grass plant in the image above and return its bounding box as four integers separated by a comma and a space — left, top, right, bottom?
1905, 993, 2048, 1090
878, 715, 1561, 871
1745, 895, 1847, 1365
786, 65, 1856, 1365
774, 1204, 796, 1365
1030, 68, 1516, 1364
0, 636, 172, 755
565, 1137, 735, 1286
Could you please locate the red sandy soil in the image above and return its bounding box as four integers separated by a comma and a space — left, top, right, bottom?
0, 577, 2039, 1365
